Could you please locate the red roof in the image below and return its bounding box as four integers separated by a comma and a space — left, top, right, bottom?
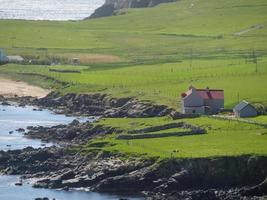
181, 86, 224, 100
196, 89, 224, 100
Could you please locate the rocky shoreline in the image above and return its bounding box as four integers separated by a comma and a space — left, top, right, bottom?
1, 145, 267, 199
0, 93, 267, 199
1, 92, 173, 118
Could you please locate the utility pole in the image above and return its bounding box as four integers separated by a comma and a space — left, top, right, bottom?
252, 49, 258, 73
189, 48, 193, 70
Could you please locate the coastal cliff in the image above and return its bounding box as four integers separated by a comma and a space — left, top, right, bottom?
88, 0, 176, 19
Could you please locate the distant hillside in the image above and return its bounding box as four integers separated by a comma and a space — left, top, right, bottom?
88, 0, 176, 19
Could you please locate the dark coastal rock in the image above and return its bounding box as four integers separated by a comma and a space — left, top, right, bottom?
1, 142, 267, 199
88, 0, 177, 19
34, 198, 50, 200
89, 4, 115, 19
1, 101, 10, 106
16, 128, 25, 132
241, 178, 267, 196
93, 166, 153, 193
1, 92, 174, 118
25, 122, 117, 144
35, 92, 173, 118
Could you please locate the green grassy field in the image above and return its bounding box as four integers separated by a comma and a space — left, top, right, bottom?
1, 0, 267, 64
1, 56, 266, 109
0, 0, 267, 158
1, 0, 267, 109
81, 116, 267, 158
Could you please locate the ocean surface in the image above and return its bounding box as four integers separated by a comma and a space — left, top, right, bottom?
0, 176, 142, 200
0, 104, 142, 200
0, 103, 80, 150
0, 0, 105, 21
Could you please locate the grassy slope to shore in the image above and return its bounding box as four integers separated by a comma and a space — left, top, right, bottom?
1, 0, 267, 109
80, 116, 267, 158
0, 0, 267, 159
1, 0, 267, 63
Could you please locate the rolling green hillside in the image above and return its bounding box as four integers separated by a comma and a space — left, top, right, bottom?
0, 0, 267, 64
0, 0, 267, 109
1, 57, 267, 109
1, 0, 267, 159
82, 116, 267, 158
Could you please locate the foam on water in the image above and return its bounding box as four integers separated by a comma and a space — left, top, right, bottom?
0, 0, 105, 20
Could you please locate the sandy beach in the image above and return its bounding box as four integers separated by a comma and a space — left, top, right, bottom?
0, 77, 50, 98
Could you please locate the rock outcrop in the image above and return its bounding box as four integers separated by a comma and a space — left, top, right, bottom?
24, 120, 118, 145
1, 147, 267, 199
89, 0, 176, 19
1, 92, 174, 118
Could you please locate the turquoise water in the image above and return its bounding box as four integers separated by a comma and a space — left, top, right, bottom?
0, 0, 104, 20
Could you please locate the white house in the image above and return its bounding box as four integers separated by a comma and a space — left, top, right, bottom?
233, 100, 258, 118
181, 86, 224, 114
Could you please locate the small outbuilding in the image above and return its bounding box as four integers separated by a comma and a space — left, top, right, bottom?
72, 58, 80, 65
233, 100, 258, 118
0, 49, 8, 63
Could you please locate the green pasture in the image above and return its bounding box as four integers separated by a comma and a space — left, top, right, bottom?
248, 115, 267, 124
0, 0, 267, 109
0, 0, 267, 159
81, 116, 267, 158
0, 0, 267, 64
1, 55, 267, 109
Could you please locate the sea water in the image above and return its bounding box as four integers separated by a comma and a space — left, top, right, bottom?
0, 0, 105, 21
0, 103, 81, 150
0, 176, 142, 200
0, 104, 143, 200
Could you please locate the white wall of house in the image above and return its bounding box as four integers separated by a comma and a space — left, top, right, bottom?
181, 88, 204, 114
183, 89, 204, 107
183, 106, 205, 114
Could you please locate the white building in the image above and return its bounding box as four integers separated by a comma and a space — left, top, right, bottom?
181, 86, 224, 114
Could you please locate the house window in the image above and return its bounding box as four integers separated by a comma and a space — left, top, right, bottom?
192, 110, 196, 114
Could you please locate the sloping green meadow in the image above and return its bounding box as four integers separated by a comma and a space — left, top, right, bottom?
81, 117, 267, 158
1, 0, 267, 109
0, 0, 267, 158
1, 56, 267, 109
0, 0, 267, 63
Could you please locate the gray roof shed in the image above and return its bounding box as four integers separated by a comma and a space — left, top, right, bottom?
234, 100, 258, 118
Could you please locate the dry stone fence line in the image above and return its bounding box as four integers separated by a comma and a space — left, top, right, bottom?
117, 122, 206, 140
